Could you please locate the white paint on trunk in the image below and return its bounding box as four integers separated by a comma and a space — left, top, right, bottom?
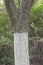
14, 32, 30, 65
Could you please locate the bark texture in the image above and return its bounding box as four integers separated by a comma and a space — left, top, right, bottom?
4, 0, 34, 65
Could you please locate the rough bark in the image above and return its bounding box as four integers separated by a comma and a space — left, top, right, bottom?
4, 0, 17, 25
4, 0, 34, 65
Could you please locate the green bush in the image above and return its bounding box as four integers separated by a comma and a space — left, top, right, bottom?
0, 44, 14, 65
29, 0, 43, 36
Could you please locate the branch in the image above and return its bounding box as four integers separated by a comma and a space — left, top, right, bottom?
4, 0, 17, 25
20, 0, 34, 15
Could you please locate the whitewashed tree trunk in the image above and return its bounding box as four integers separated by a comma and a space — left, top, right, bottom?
4, 0, 34, 65
14, 32, 30, 65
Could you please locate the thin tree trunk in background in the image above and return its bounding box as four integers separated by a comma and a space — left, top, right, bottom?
4, 0, 34, 65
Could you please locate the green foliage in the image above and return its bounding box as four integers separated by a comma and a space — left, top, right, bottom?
29, 0, 43, 35
14, 0, 22, 8
0, 11, 13, 44
0, 32, 13, 45
0, 1, 14, 65
14, 0, 20, 8
0, 44, 14, 65
0, 12, 8, 32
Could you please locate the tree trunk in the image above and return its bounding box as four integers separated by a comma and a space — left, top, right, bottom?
4, 0, 34, 65
14, 32, 30, 65
14, 3, 30, 64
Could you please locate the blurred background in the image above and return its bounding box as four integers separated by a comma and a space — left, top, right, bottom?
0, 0, 43, 65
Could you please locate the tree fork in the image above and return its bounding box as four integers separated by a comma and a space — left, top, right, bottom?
4, 0, 34, 65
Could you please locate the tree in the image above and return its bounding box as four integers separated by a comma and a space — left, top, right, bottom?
4, 0, 34, 65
